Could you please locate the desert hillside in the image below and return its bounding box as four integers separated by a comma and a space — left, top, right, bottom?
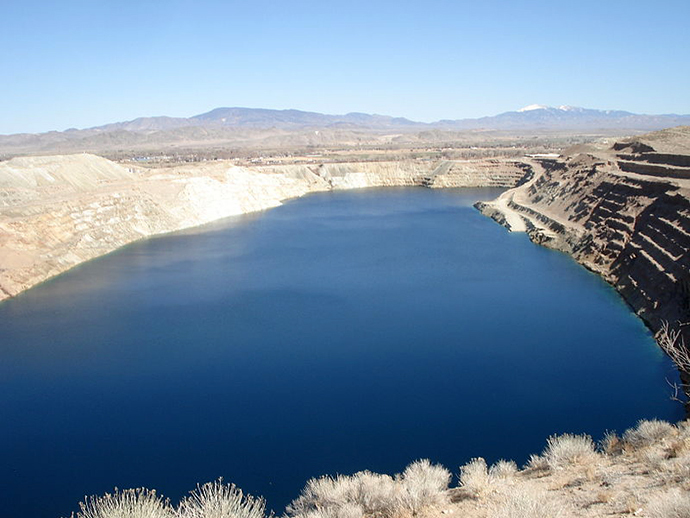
71, 418, 690, 518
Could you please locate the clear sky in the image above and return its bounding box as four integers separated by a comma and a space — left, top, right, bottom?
2, 0, 689, 134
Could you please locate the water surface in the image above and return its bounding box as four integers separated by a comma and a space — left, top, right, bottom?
0, 188, 682, 518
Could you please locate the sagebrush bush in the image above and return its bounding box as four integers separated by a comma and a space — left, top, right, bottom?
543, 433, 598, 469
72, 488, 173, 518
488, 460, 518, 480
398, 459, 451, 513
459, 457, 519, 497
176, 479, 266, 518
287, 471, 399, 518
677, 420, 690, 440
287, 475, 349, 516
525, 454, 549, 471
287, 460, 449, 518
352, 472, 400, 518
599, 431, 622, 455
623, 419, 676, 448
459, 458, 491, 496
645, 489, 690, 518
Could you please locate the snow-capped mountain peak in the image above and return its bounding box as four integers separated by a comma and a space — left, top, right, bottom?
558, 105, 584, 112
517, 104, 549, 112
518, 104, 586, 113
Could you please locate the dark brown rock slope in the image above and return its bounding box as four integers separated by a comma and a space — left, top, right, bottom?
477, 127, 690, 398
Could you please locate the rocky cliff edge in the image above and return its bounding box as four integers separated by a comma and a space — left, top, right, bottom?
477, 126, 690, 394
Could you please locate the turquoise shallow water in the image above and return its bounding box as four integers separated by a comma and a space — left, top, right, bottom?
0, 187, 683, 518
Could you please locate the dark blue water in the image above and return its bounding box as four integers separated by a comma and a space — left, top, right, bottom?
0, 188, 682, 518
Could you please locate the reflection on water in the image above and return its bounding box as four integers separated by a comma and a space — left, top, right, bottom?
0, 188, 683, 518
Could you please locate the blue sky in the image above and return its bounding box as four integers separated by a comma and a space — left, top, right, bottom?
2, 0, 689, 134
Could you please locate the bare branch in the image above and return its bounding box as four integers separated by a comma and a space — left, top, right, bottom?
657, 321, 690, 372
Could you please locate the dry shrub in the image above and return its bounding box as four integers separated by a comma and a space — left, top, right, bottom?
176, 479, 266, 518
287, 472, 396, 518
668, 436, 690, 458
645, 489, 690, 518
72, 488, 173, 518
623, 419, 676, 449
599, 431, 622, 455
655, 452, 690, 485
458, 458, 491, 497
488, 485, 566, 518
640, 447, 668, 473
543, 433, 598, 469
677, 420, 690, 439
525, 454, 549, 472
287, 460, 450, 518
488, 460, 518, 480
458, 458, 517, 497
398, 459, 451, 514
357, 473, 400, 518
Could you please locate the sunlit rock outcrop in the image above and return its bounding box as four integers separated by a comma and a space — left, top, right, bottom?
0, 155, 531, 301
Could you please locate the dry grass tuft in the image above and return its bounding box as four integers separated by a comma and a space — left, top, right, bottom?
599, 431, 623, 455
654, 452, 690, 485
543, 433, 598, 469
176, 479, 266, 518
525, 454, 549, 472
488, 485, 567, 518
677, 420, 690, 439
488, 460, 518, 480
623, 419, 676, 449
72, 488, 173, 518
645, 489, 690, 518
667, 436, 690, 459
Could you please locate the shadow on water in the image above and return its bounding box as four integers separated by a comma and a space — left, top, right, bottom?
0, 187, 683, 518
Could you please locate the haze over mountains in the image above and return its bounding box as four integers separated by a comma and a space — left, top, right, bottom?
2, 105, 689, 157
85, 105, 690, 132
94, 108, 421, 132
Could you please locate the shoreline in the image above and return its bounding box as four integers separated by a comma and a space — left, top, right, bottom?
0, 154, 533, 303
475, 138, 690, 407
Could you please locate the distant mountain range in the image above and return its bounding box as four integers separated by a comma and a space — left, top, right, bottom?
91, 107, 421, 132
437, 105, 690, 131
2, 105, 689, 156
88, 105, 690, 133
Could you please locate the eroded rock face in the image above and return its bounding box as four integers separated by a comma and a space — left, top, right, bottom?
477, 127, 690, 393
0, 155, 532, 302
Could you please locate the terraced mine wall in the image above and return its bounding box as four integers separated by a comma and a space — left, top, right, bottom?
477, 142, 690, 397
0, 154, 533, 302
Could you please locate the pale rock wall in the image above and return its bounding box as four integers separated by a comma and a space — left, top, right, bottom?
319, 161, 428, 189
429, 159, 533, 188
0, 155, 532, 301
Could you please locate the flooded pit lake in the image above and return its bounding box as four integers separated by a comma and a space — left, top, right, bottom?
0, 188, 682, 518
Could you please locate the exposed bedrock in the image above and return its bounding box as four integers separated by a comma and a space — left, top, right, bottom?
0, 155, 532, 302
477, 127, 690, 400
